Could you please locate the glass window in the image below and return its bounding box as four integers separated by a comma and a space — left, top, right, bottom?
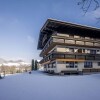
70, 62, 74, 68
83, 49, 85, 53
97, 50, 100, 52
84, 62, 92, 68
52, 62, 56, 68
77, 49, 82, 53
90, 50, 96, 54
66, 62, 76, 68
98, 62, 100, 66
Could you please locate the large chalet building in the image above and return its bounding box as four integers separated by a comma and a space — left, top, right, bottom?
38, 19, 100, 74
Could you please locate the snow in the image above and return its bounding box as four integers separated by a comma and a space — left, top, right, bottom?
0, 71, 100, 100
2, 62, 30, 67
3, 62, 20, 66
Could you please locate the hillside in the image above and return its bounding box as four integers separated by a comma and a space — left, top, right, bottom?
0, 58, 30, 67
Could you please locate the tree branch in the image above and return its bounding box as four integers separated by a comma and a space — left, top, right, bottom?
78, 0, 100, 22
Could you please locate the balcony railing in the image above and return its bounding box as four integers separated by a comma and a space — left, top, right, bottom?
40, 34, 100, 56
40, 53, 100, 64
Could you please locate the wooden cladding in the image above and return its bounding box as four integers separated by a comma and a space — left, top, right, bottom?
65, 40, 75, 44
76, 41, 84, 45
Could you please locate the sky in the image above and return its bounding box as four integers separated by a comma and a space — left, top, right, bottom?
0, 0, 100, 63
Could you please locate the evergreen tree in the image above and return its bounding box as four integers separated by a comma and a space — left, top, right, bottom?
34, 60, 38, 70
31, 59, 34, 70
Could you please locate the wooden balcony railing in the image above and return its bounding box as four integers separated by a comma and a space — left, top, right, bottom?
40, 35, 100, 57
40, 53, 100, 64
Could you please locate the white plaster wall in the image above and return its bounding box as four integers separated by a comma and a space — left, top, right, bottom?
56, 62, 77, 73
44, 61, 100, 73
93, 61, 100, 68
78, 62, 84, 71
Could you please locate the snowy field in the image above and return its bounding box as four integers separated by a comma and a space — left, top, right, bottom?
0, 71, 100, 100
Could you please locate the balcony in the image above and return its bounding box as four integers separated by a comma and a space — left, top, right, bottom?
40, 34, 100, 57
40, 53, 100, 64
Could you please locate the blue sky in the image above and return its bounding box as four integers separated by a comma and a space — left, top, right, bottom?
0, 0, 100, 62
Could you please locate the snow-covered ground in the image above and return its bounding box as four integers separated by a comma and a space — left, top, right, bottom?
0, 71, 100, 100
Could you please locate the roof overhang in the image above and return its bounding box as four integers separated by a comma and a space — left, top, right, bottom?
37, 18, 100, 50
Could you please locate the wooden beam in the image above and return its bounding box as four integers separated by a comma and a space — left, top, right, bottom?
56, 59, 85, 62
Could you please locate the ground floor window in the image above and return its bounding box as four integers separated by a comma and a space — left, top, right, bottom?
84, 62, 92, 68
75, 62, 78, 68
52, 62, 56, 68
98, 62, 100, 66
66, 62, 78, 68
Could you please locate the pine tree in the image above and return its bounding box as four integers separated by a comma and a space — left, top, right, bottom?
34, 60, 38, 70
31, 59, 34, 70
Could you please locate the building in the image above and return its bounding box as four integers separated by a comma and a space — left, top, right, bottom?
37, 19, 100, 74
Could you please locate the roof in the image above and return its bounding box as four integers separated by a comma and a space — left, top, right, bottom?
37, 18, 100, 49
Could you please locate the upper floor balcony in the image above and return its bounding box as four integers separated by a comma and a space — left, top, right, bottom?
40, 52, 100, 64
40, 33, 100, 57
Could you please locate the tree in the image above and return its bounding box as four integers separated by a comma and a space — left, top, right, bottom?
31, 59, 34, 70
34, 60, 38, 70
78, 0, 100, 22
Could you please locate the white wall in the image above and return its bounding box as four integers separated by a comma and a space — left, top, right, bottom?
44, 61, 100, 73
93, 61, 100, 68
78, 62, 84, 71
56, 61, 77, 73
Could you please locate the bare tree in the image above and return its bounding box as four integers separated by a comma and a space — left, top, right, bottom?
78, 0, 99, 14
78, 0, 100, 22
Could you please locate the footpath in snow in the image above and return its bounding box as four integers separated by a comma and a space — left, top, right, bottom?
0, 71, 100, 100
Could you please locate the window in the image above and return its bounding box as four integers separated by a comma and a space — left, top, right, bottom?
50, 55, 53, 59
84, 62, 92, 68
77, 49, 82, 53
52, 62, 56, 68
97, 50, 100, 54
66, 62, 77, 68
65, 55, 75, 59
97, 50, 100, 52
75, 62, 78, 68
90, 50, 96, 54
86, 56, 94, 60
83, 49, 85, 53
66, 61, 69, 68
70, 62, 74, 68
76, 55, 85, 59
98, 62, 100, 66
